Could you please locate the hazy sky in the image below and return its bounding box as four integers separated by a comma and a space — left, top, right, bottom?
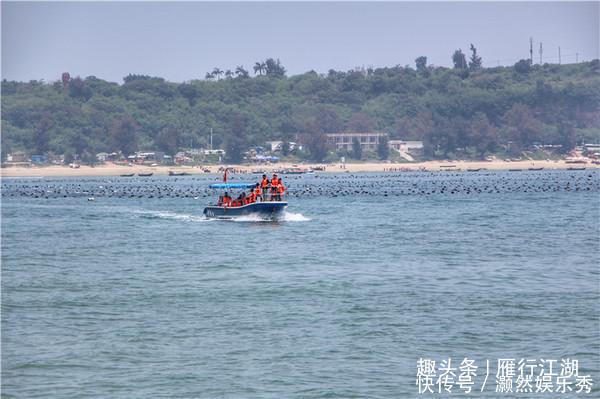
2, 1, 598, 83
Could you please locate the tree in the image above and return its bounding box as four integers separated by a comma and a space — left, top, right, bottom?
514, 59, 531, 74
63, 152, 74, 165
109, 116, 138, 155
178, 83, 198, 106
315, 107, 343, 133
235, 65, 249, 78
225, 113, 248, 163
253, 62, 266, 76
225, 69, 233, 79
352, 137, 362, 160
264, 58, 286, 78
61, 72, 71, 87
300, 120, 328, 162
205, 72, 215, 80
68, 77, 92, 100
468, 112, 498, 156
281, 140, 290, 156
212, 68, 224, 80
452, 49, 467, 69
81, 150, 96, 166
70, 130, 89, 155
33, 115, 52, 154
377, 135, 389, 160
502, 104, 543, 148
468, 44, 482, 71
415, 56, 428, 73
123, 74, 153, 83
347, 112, 373, 132
557, 122, 577, 154
156, 126, 181, 156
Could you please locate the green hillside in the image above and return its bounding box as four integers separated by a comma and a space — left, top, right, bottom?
2, 56, 599, 162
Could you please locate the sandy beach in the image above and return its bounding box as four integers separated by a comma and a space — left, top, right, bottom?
1, 160, 596, 178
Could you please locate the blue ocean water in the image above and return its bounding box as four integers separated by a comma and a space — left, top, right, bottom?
2, 170, 599, 398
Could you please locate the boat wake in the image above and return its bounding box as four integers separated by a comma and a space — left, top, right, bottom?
133, 209, 209, 222
229, 211, 311, 223
281, 211, 311, 222
132, 209, 309, 223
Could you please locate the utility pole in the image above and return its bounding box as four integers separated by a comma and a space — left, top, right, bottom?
529, 37, 533, 65
210, 128, 213, 150
539, 42, 543, 65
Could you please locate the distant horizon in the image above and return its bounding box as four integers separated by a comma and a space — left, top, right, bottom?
2, 1, 598, 83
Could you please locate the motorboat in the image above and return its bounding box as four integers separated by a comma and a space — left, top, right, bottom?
203, 183, 287, 220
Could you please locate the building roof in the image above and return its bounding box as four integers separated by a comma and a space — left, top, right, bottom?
326, 132, 387, 136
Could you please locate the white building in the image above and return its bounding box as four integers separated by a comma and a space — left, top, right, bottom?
388, 140, 424, 152
326, 132, 387, 151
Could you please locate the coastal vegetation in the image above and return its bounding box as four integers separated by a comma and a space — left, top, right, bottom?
2, 54, 599, 163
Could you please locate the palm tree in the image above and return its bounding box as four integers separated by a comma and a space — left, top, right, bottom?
212, 67, 224, 80
235, 65, 249, 78
205, 72, 214, 81
253, 62, 266, 76
225, 69, 233, 79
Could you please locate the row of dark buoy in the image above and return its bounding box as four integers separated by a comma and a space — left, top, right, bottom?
2, 171, 598, 200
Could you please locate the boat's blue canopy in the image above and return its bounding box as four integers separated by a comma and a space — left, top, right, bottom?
209, 183, 256, 189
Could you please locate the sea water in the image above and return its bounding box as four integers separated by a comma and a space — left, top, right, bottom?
1, 171, 599, 397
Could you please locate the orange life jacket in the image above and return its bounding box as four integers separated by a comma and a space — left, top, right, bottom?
254, 187, 261, 196
261, 178, 268, 188
278, 184, 285, 194
271, 177, 279, 186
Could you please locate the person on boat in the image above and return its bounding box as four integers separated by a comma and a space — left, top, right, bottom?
270, 174, 279, 201
233, 192, 245, 207
246, 190, 256, 204
217, 195, 224, 206
260, 175, 269, 200
222, 192, 232, 207
276, 179, 286, 201
253, 183, 262, 202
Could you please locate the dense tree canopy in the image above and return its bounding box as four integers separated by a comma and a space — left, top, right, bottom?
2, 57, 599, 161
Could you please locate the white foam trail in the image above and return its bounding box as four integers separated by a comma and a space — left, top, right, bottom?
232, 211, 310, 223
132, 209, 309, 223
133, 209, 209, 222
281, 211, 311, 222
232, 213, 270, 222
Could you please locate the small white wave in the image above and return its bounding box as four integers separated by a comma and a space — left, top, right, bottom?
133, 209, 208, 222
232, 213, 270, 222
232, 211, 310, 223
281, 211, 311, 222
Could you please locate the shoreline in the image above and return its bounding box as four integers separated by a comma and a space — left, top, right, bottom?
0, 160, 597, 178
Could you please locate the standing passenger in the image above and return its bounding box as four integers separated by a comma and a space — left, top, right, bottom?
270, 174, 279, 201
260, 175, 269, 201
253, 183, 262, 202
277, 179, 285, 201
